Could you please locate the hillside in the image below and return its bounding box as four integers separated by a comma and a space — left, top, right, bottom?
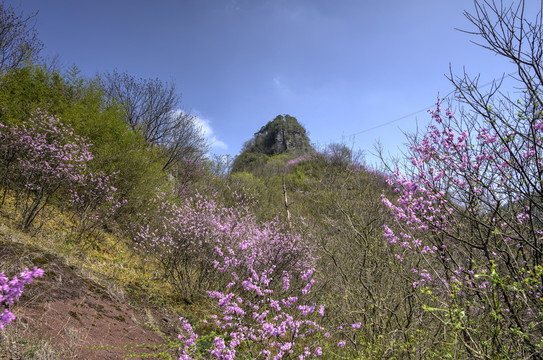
2, 1, 543, 359
0, 212, 187, 359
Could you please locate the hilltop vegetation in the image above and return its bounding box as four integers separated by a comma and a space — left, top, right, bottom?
1, 1, 543, 359
231, 114, 313, 173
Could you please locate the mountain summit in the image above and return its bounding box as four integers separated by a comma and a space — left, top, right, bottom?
232, 115, 313, 172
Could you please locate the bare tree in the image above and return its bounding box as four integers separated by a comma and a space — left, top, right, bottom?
100, 70, 208, 171
0, 2, 42, 74
100, 69, 177, 144
376, 1, 543, 358
455, 0, 542, 113
160, 109, 209, 172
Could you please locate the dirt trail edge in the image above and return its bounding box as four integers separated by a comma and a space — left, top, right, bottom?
0, 240, 182, 360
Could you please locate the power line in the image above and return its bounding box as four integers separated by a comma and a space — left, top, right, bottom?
349, 104, 437, 137
342, 72, 515, 139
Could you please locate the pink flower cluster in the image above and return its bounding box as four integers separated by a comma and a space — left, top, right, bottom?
0, 109, 93, 189
178, 317, 199, 359
381, 99, 543, 353
67, 170, 125, 239
286, 153, 321, 167
0, 267, 44, 329
132, 192, 330, 359
0, 109, 122, 231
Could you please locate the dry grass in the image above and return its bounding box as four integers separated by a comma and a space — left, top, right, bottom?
0, 192, 213, 359
30, 341, 59, 360
0, 191, 194, 322
0, 313, 62, 359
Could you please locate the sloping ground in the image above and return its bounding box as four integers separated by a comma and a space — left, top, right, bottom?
0, 239, 182, 360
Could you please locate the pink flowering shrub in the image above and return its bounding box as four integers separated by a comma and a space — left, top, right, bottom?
0, 267, 43, 330
67, 170, 125, 242
132, 192, 313, 302
286, 153, 322, 168
382, 100, 543, 358
177, 260, 327, 359
132, 192, 329, 359
198, 258, 325, 359
0, 109, 122, 234
0, 109, 93, 229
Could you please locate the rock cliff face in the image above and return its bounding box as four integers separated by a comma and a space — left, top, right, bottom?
232, 115, 313, 173
252, 115, 312, 155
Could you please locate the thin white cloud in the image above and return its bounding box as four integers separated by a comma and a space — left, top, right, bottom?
171, 109, 228, 151
193, 114, 228, 150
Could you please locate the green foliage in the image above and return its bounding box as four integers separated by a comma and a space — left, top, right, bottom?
0, 66, 67, 122
196, 331, 220, 357
0, 65, 171, 222
231, 151, 267, 174
228, 172, 266, 199
253, 153, 289, 177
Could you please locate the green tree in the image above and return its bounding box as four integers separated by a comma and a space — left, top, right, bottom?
0, 65, 170, 222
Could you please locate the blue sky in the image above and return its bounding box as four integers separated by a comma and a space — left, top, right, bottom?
11, 0, 529, 164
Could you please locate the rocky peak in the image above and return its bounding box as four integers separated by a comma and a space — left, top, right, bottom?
250, 114, 312, 155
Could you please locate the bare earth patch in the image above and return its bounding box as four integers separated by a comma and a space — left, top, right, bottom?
0, 241, 182, 360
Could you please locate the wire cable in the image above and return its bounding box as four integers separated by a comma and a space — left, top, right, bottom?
342, 72, 516, 138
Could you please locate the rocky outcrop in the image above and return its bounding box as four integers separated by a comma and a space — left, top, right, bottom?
252, 115, 312, 155
232, 115, 313, 173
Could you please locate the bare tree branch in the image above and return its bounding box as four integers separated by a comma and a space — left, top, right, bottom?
100, 70, 208, 172
0, 3, 42, 74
